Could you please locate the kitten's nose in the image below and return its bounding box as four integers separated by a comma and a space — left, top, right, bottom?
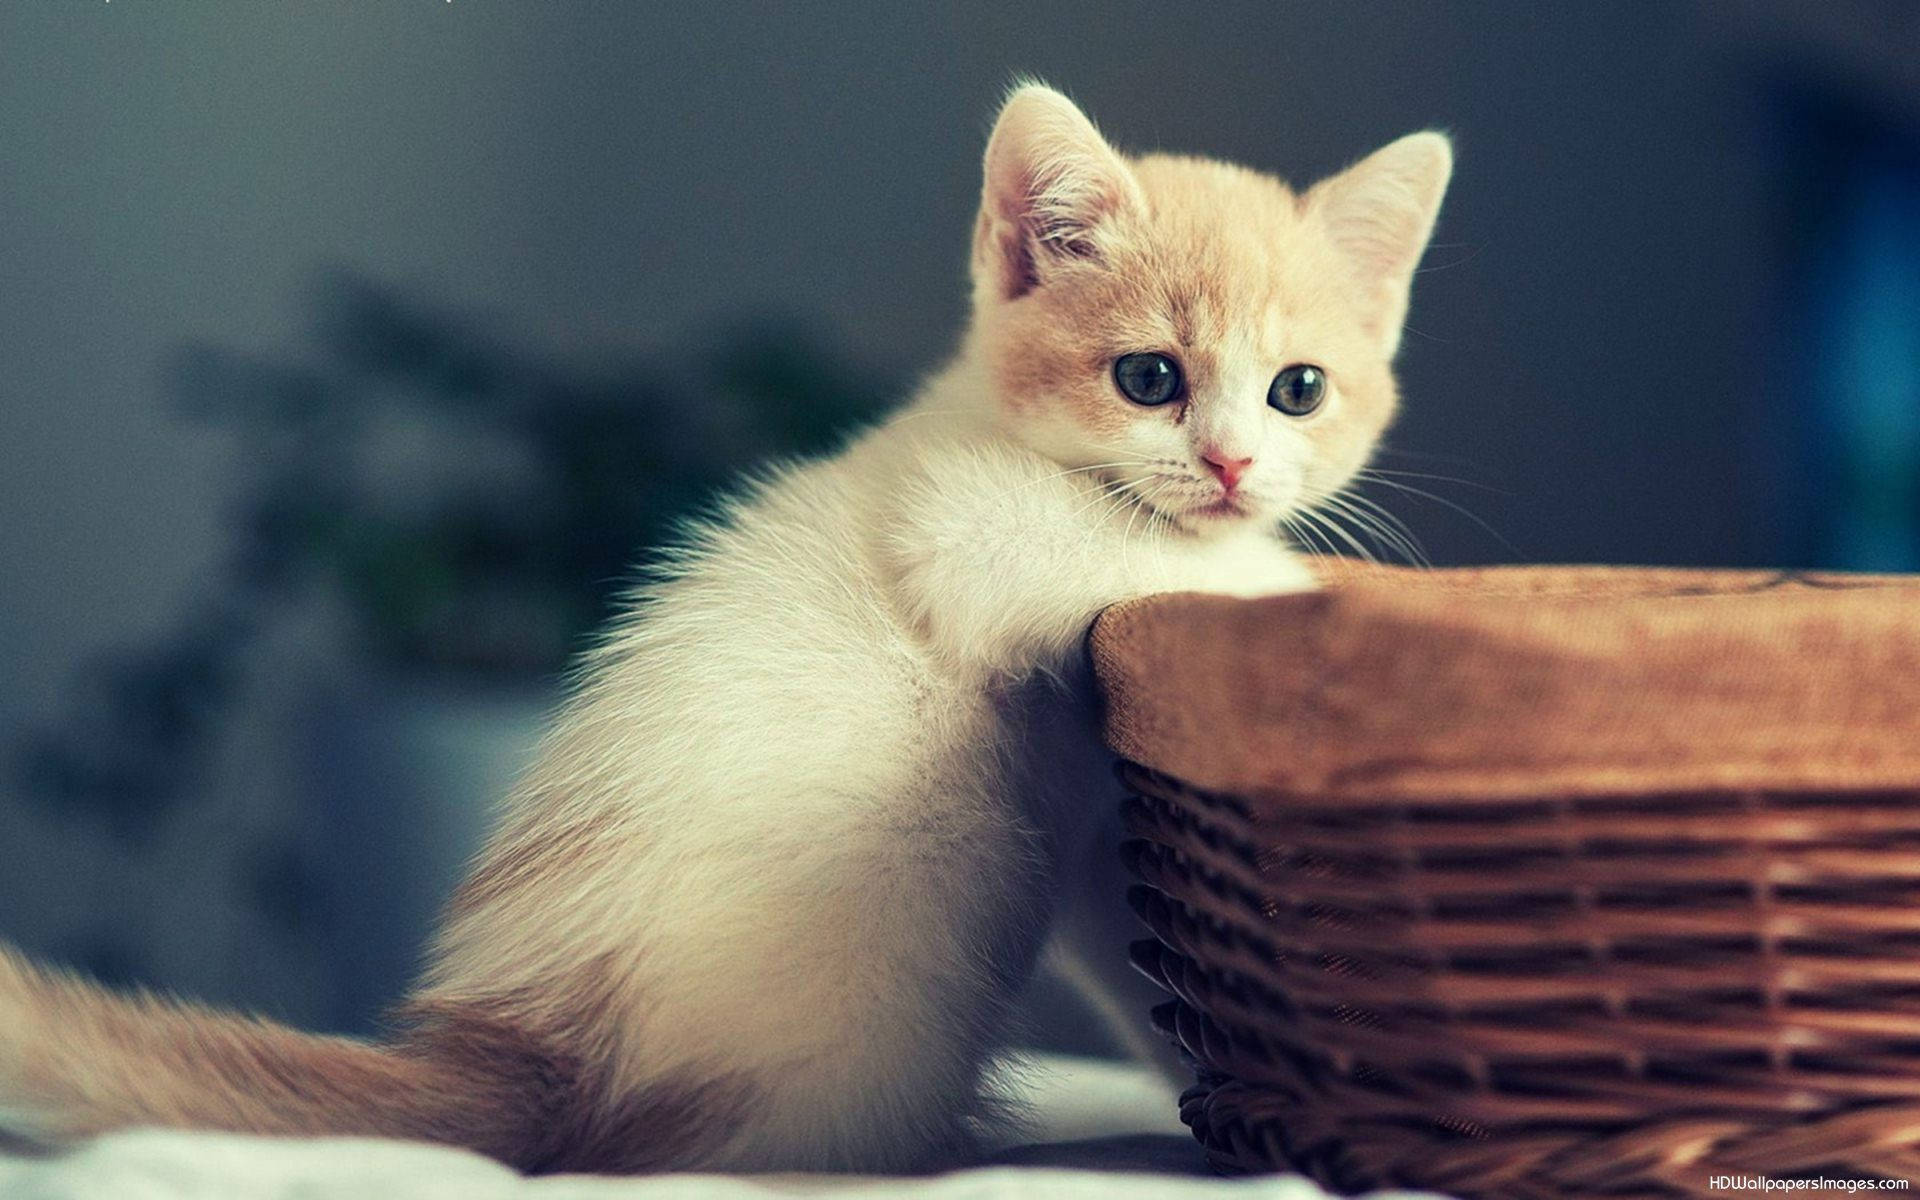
1201, 450, 1254, 491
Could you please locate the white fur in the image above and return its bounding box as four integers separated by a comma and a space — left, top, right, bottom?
417, 358, 1312, 1170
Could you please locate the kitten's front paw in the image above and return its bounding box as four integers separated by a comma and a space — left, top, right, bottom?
1184, 544, 1317, 599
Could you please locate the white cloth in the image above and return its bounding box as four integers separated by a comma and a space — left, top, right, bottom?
0, 1056, 1444, 1200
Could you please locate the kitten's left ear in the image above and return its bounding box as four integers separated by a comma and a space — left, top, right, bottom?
973, 84, 1145, 303
1310, 131, 1453, 355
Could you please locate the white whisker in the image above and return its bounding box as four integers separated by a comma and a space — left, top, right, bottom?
1278, 514, 1332, 563
1356, 466, 1510, 495
1350, 472, 1520, 554
1292, 505, 1380, 565
1318, 491, 1430, 567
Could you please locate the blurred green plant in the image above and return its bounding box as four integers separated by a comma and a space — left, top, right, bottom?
18, 272, 896, 835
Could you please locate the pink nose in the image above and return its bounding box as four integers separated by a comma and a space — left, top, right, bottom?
1201, 450, 1254, 490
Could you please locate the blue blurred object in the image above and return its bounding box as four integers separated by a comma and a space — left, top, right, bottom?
1819, 151, 1920, 570
1787, 101, 1920, 572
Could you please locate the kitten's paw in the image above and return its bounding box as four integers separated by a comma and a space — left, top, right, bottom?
1179, 544, 1317, 600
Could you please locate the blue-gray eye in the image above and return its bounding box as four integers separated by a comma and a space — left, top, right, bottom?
1113, 352, 1182, 406
1269, 364, 1326, 416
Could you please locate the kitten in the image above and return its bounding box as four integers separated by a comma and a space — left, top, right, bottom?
0, 84, 1449, 1174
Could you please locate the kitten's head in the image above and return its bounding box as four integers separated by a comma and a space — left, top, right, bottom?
967, 84, 1451, 538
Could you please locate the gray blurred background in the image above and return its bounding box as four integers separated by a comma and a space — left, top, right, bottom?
2, 2, 1916, 1039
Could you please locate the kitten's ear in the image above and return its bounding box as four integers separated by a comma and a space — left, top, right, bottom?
973, 84, 1144, 303
1310, 131, 1453, 355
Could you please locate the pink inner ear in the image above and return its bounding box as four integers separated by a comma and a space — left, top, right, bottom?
1316, 134, 1452, 295
977, 161, 1048, 299
1309, 132, 1452, 351
983, 172, 1107, 300
975, 88, 1138, 302
1326, 207, 1427, 305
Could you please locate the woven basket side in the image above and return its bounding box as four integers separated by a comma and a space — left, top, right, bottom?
1120, 762, 1920, 1198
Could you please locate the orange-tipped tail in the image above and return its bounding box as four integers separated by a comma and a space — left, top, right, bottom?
0, 945, 553, 1167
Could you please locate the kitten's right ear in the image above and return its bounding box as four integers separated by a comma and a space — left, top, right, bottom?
973, 84, 1144, 303
1309, 131, 1454, 356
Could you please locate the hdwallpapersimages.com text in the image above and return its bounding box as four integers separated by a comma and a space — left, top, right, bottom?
1710, 1178, 1910, 1193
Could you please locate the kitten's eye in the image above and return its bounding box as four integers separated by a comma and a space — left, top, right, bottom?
1268, 364, 1327, 416
1113, 352, 1182, 407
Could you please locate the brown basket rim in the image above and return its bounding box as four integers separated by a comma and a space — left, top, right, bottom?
1090, 565, 1920, 804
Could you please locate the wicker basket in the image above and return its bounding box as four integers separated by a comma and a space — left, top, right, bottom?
1089, 566, 1920, 1198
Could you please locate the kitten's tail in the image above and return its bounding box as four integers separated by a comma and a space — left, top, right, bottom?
0, 944, 561, 1168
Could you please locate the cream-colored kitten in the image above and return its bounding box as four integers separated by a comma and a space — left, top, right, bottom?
0, 85, 1449, 1173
